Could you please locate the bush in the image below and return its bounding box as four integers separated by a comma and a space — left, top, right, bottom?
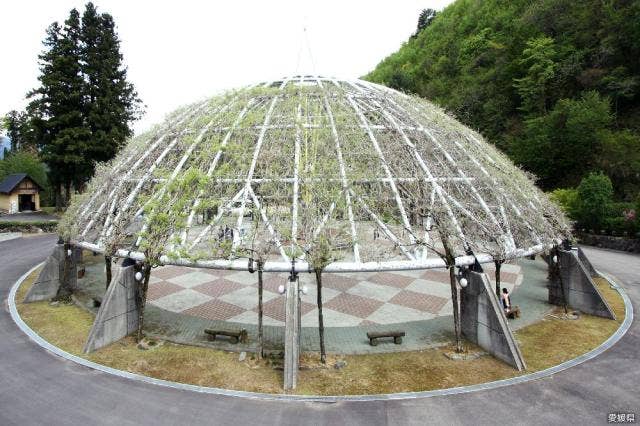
0, 220, 58, 233
575, 172, 614, 231
608, 202, 639, 235
549, 188, 579, 217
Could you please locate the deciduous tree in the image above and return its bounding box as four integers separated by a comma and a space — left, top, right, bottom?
513, 36, 557, 115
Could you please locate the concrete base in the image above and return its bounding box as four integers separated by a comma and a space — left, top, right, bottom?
283, 277, 301, 390
461, 270, 526, 371
24, 244, 79, 302
84, 263, 139, 353
549, 250, 615, 320
575, 247, 597, 277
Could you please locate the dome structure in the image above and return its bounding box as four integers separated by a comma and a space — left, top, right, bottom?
63, 75, 570, 272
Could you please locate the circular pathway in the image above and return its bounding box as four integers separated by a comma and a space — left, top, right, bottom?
1, 236, 638, 425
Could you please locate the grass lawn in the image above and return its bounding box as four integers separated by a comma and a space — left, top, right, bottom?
16, 269, 625, 395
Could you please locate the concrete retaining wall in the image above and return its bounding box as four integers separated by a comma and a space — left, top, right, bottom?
84, 263, 139, 353
577, 233, 640, 253
24, 244, 80, 302
461, 270, 526, 371
575, 247, 597, 277
549, 250, 616, 320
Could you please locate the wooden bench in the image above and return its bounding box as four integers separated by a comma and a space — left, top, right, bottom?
367, 330, 405, 346
204, 328, 248, 344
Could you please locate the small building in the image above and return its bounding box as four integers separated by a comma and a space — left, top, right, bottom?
0, 173, 43, 213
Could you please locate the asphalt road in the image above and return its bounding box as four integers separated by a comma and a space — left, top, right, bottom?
0, 236, 637, 425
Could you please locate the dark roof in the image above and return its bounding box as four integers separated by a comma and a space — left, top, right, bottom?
0, 173, 43, 194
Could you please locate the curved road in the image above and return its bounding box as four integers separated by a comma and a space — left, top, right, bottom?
1, 236, 638, 425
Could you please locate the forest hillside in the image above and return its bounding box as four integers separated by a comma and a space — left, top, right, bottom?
366, 0, 640, 233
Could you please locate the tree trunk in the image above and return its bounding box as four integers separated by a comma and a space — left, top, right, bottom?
105, 256, 112, 290
494, 260, 502, 298
441, 238, 463, 353
55, 243, 72, 301
136, 263, 152, 342
257, 261, 264, 359
553, 247, 569, 314
448, 264, 463, 353
64, 181, 72, 207
54, 184, 62, 211
315, 269, 326, 364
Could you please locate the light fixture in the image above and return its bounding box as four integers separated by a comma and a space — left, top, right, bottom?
459, 277, 468, 288
278, 284, 285, 294
135, 271, 143, 281
552, 255, 558, 263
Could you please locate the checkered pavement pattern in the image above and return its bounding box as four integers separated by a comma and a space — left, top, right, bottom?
147, 263, 523, 328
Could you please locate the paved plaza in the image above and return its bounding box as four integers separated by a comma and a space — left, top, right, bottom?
146, 263, 523, 327
76, 256, 549, 354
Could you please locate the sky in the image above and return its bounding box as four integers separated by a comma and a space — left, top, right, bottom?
1, 0, 453, 135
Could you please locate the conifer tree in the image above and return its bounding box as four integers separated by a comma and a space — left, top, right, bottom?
26, 3, 142, 206
27, 9, 91, 207
81, 2, 142, 163
414, 9, 436, 36
2, 110, 28, 151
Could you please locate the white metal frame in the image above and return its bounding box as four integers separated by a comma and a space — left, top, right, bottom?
71, 76, 565, 272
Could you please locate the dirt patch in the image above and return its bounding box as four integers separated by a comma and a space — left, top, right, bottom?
15, 269, 626, 395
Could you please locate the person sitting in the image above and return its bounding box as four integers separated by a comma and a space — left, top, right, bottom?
501, 287, 521, 319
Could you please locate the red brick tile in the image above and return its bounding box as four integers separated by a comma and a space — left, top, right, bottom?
192, 267, 222, 278
324, 293, 383, 318
261, 273, 289, 293
182, 299, 245, 321
147, 281, 183, 301
389, 290, 448, 314
259, 298, 285, 322
155, 266, 221, 281
192, 278, 243, 298
152, 266, 191, 280
300, 301, 316, 316
322, 274, 360, 292
421, 269, 450, 283
255, 298, 315, 322
368, 272, 414, 289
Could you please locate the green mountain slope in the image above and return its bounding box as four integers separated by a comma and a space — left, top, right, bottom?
365, 0, 640, 198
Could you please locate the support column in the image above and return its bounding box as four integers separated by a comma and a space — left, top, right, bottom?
84, 260, 140, 353
549, 249, 615, 319
461, 269, 526, 371
283, 275, 301, 390
24, 244, 80, 302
